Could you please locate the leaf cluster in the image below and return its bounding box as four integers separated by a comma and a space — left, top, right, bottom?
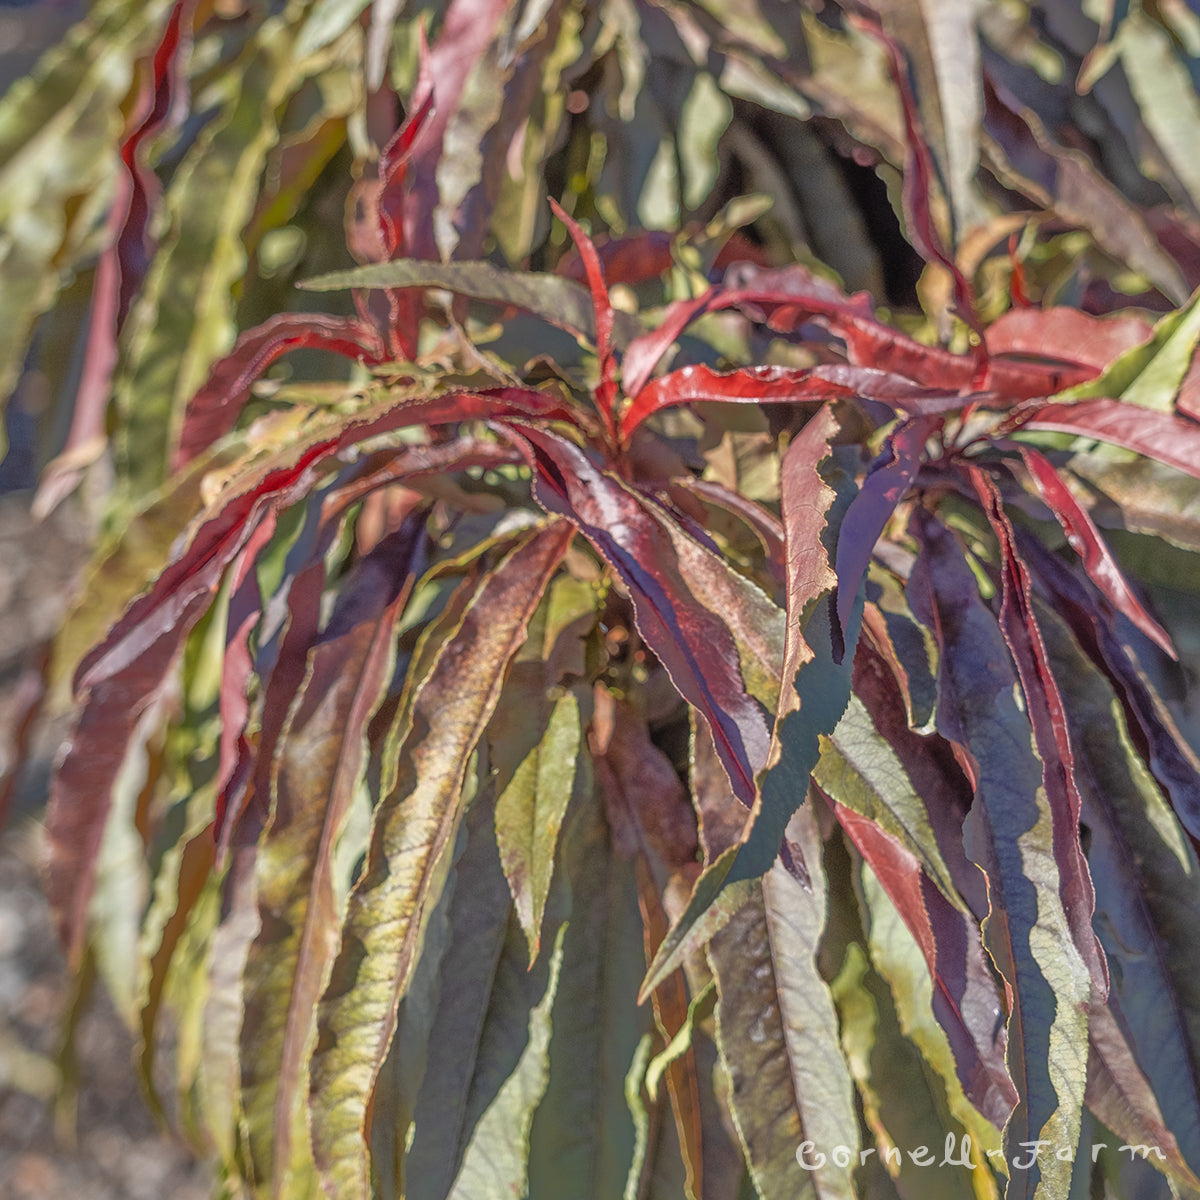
5, 3, 1200, 1200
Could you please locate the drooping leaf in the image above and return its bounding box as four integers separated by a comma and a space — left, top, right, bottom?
406, 863, 565, 1200
488, 574, 597, 959
382, 762, 510, 1200
525, 778, 650, 1200
1015, 528, 1200, 842
830, 933, 989, 1200
833, 414, 939, 655
239, 521, 422, 1194
972, 467, 1109, 1000
641, 406, 861, 997
0, 0, 177, 458
708, 804, 859, 1200
857, 863, 1006, 1178
850, 643, 1019, 1130
112, 15, 304, 494
507, 422, 774, 810
1038, 601, 1200, 1183
308, 520, 571, 1198
910, 509, 1090, 1200
1013, 442, 1174, 657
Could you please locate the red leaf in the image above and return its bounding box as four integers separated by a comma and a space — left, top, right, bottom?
549, 200, 618, 442
46, 621, 192, 963
985, 307, 1153, 372
621, 365, 844, 444
212, 514, 281, 852
1014, 444, 1175, 657
833, 414, 941, 658
504, 422, 772, 806
404, 0, 511, 255
1017, 398, 1200, 481
174, 313, 385, 468
625, 284, 1087, 411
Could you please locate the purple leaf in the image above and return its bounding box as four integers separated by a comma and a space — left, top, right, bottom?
834, 414, 941, 659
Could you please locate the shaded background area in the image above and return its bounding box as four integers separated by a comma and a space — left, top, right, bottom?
0, 453, 211, 1198
0, 7, 208, 1194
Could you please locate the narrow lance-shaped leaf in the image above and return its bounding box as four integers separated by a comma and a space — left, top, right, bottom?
526, 769, 651, 1200
830, 930, 988, 1200
488, 574, 597, 960
403, 785, 567, 1200
620, 364, 861, 446
857, 862, 1007, 1176
549, 199, 618, 443
1015, 527, 1200, 843
0, 0, 176, 457
708, 803, 859, 1200
1037, 599, 1200, 1184
1015, 398, 1200, 482
833, 413, 940, 657
591, 693, 705, 1200
36, 0, 195, 516
850, 646, 1019, 1129
173, 313, 385, 467
971, 467, 1109, 1001
1012, 443, 1174, 658
239, 520, 423, 1195
308, 520, 572, 1199
113, 16, 302, 494
300, 257, 642, 348
909, 510, 1089, 1200
642, 405, 863, 998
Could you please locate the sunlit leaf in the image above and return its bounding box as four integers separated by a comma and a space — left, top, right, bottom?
308, 521, 571, 1197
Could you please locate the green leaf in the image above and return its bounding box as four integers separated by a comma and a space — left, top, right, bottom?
308, 521, 572, 1199
708, 804, 859, 1200
385, 767, 511, 1200
488, 574, 598, 960
813, 694, 963, 911
1055, 288, 1200, 410
521, 779, 651, 1200
299, 258, 643, 348
830, 933, 992, 1200
445, 924, 566, 1198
